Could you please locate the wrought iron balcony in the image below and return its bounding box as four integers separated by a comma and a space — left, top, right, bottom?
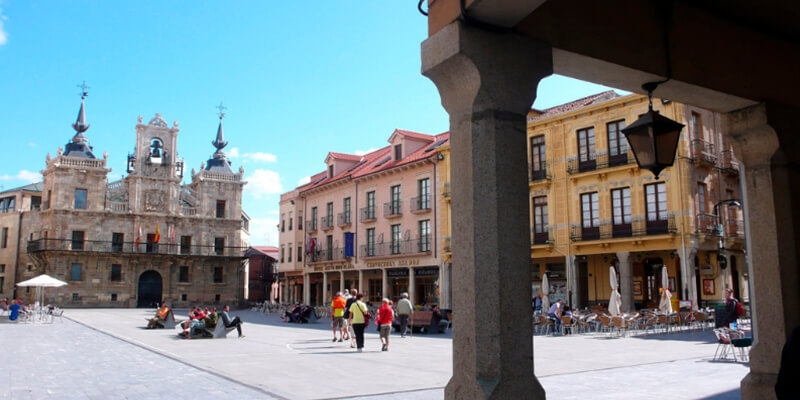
26, 238, 247, 257
696, 213, 718, 234
410, 195, 431, 213
320, 215, 334, 230
529, 162, 552, 182
359, 206, 376, 223
570, 215, 676, 241
384, 200, 402, 218
531, 226, 554, 245
360, 237, 430, 258
692, 139, 717, 165
695, 214, 745, 237
720, 150, 739, 174
567, 152, 636, 174
726, 218, 745, 237
337, 212, 352, 226
305, 219, 318, 232
307, 247, 346, 263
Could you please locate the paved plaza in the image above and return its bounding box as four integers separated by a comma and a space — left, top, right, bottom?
0, 309, 749, 399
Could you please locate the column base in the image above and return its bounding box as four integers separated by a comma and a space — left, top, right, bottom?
741, 371, 777, 400
445, 373, 545, 400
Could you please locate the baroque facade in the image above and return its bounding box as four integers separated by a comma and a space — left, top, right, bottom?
0, 96, 249, 307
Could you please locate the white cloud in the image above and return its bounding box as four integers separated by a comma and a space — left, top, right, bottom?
244, 152, 277, 163
0, 170, 41, 183
244, 169, 282, 199
27, 142, 37, 147
228, 147, 240, 158
354, 148, 377, 156
0, 8, 7, 46
297, 176, 311, 185
269, 209, 279, 215
247, 217, 280, 246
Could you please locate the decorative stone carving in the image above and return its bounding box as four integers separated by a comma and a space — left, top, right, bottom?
238, 166, 244, 174
173, 120, 179, 129
46, 153, 51, 162
103, 151, 108, 160
148, 114, 168, 128
138, 115, 143, 124
57, 147, 63, 156
144, 189, 167, 211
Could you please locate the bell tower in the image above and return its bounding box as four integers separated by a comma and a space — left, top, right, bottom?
126, 114, 184, 214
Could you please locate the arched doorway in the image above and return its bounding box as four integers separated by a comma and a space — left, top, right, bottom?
137, 270, 162, 308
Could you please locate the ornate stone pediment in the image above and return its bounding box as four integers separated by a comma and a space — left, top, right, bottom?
144, 189, 166, 212
148, 114, 168, 128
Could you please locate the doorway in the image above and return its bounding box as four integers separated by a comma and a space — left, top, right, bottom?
137, 270, 162, 308
643, 258, 665, 308
576, 261, 589, 309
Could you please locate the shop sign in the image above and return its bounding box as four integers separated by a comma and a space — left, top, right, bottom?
366, 259, 420, 268
312, 263, 355, 272
387, 269, 409, 278
699, 264, 715, 276
414, 267, 439, 277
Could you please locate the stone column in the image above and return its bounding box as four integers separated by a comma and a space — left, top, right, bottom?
322, 272, 328, 307
422, 21, 552, 400
724, 104, 782, 400
617, 252, 633, 312
340, 271, 345, 293
683, 247, 698, 309
408, 267, 416, 305
381, 268, 388, 301
358, 270, 364, 294
302, 273, 310, 306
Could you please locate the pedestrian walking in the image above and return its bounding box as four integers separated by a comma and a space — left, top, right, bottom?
348, 293, 369, 352
377, 298, 394, 351
331, 292, 346, 342
396, 292, 413, 337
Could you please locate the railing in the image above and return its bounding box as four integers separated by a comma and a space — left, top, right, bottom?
720, 150, 739, 173
531, 226, 554, 245
306, 219, 317, 231
52, 156, 106, 169
337, 212, 352, 226
567, 152, 636, 174
692, 139, 717, 165
110, 202, 128, 213
442, 182, 451, 198
443, 236, 451, 252
410, 195, 431, 213
320, 215, 333, 230
726, 218, 745, 237
107, 180, 124, 191
198, 171, 243, 182
180, 188, 199, 206
696, 213, 718, 234
384, 200, 402, 217
570, 215, 677, 241
181, 206, 197, 216
360, 237, 430, 258
26, 238, 247, 257
359, 206, 376, 222
529, 162, 552, 182
308, 247, 346, 262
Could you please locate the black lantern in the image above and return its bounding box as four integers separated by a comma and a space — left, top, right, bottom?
622, 82, 684, 178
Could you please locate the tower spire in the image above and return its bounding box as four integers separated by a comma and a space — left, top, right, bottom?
63, 81, 96, 159
204, 102, 234, 173
212, 101, 228, 151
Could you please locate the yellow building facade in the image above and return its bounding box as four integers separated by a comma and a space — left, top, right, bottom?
526, 92, 746, 311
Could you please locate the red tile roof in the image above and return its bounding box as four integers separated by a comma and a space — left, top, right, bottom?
327, 152, 362, 161
529, 91, 620, 121
391, 129, 434, 142
250, 246, 279, 260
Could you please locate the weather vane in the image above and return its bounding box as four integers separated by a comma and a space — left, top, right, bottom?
77, 80, 90, 100
216, 101, 227, 120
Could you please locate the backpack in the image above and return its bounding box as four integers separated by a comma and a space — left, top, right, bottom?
735, 300, 745, 317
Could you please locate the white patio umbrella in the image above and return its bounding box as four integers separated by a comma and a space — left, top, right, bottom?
658, 267, 673, 314
541, 273, 550, 313
16, 274, 67, 322
608, 266, 622, 316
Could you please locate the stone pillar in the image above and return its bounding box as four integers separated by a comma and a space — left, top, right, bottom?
322, 272, 328, 307
340, 271, 345, 293
358, 270, 364, 294
408, 267, 416, 305
381, 268, 388, 301
724, 104, 782, 400
422, 21, 552, 400
617, 252, 633, 312
683, 247, 698, 309
302, 273, 310, 306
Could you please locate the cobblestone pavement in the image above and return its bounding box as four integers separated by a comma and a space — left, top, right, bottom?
1, 309, 749, 399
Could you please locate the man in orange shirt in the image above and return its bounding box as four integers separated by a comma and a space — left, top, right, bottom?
331, 292, 347, 342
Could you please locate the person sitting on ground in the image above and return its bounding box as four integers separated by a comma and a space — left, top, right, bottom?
221, 305, 244, 338
430, 305, 450, 333
0, 298, 8, 312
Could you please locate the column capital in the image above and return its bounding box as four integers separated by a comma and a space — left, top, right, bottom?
422, 21, 552, 118
722, 103, 779, 168
615, 252, 631, 263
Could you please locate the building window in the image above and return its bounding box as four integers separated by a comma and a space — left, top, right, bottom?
607, 120, 628, 166
366, 228, 375, 257
179, 266, 189, 283
311, 207, 318, 230
577, 127, 596, 171
242, 216, 250, 232
216, 200, 226, 219
530, 135, 546, 179
418, 178, 430, 210
646, 182, 668, 222
611, 188, 632, 236
328, 164, 334, 178
691, 112, 703, 141
0, 277, 4, 291
181, 293, 188, 301
391, 224, 401, 255
326, 202, 333, 227
146, 233, 157, 253
419, 220, 430, 252
30, 196, 41, 210
112, 232, 124, 252
71, 231, 85, 251
580, 192, 599, 239
288, 245, 292, 262
0, 264, 4, 273
298, 212, 303, 230
390, 185, 401, 214
281, 246, 285, 263
213, 267, 223, 283
0, 196, 15, 213
697, 182, 708, 215
110, 264, 122, 282
366, 191, 376, 219
111, 293, 118, 302
394, 144, 402, 160
72, 293, 79, 301
74, 189, 87, 210
281, 215, 285, 232
343, 197, 351, 224
532, 196, 548, 243
215, 294, 221, 303
326, 235, 333, 261
70, 263, 82, 281
297, 245, 302, 262
288, 212, 293, 230
1, 227, 7, 248
214, 237, 225, 255
180, 236, 192, 255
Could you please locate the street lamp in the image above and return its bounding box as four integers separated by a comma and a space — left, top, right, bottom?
621, 82, 685, 178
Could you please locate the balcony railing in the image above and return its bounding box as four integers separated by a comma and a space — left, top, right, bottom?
726, 218, 745, 237
360, 237, 431, 258
308, 247, 346, 263
110, 202, 128, 213
570, 215, 676, 241
720, 150, 739, 174
692, 139, 717, 165
696, 213, 718, 234
384, 200, 402, 218
531, 226, 554, 245
567, 152, 636, 174
26, 238, 247, 257
337, 212, 352, 226
181, 206, 197, 216
320, 215, 333, 230
695, 215, 745, 237
410, 195, 431, 213
306, 219, 318, 231
529, 162, 552, 182
360, 206, 376, 222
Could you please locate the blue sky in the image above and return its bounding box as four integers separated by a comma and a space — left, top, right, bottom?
0, 1, 624, 246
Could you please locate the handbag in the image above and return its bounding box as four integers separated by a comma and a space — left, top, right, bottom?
358, 303, 371, 325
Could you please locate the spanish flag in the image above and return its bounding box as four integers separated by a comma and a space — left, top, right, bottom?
154, 224, 161, 243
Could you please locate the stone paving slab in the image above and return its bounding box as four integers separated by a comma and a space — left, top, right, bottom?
2, 309, 749, 399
